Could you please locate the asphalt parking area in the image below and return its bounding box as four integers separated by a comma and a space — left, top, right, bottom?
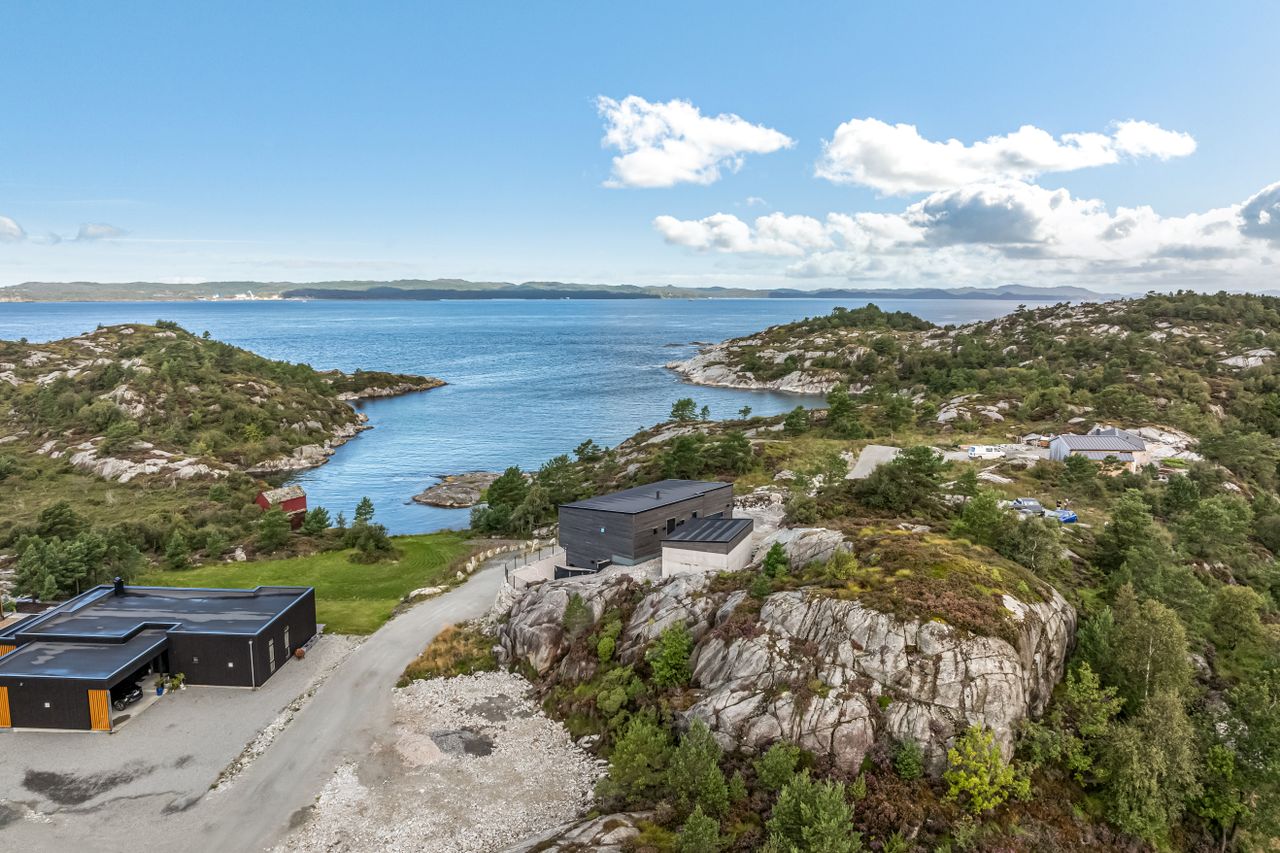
0, 634, 357, 847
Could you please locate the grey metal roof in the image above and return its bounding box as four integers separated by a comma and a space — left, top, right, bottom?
1054, 434, 1145, 452
1074, 450, 1135, 462
662, 517, 753, 544
2, 585, 312, 643
0, 629, 169, 685
562, 480, 730, 514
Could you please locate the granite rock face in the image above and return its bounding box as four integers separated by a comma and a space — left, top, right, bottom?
497, 533, 1075, 775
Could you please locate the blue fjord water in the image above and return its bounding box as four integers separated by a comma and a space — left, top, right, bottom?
0, 298, 1047, 533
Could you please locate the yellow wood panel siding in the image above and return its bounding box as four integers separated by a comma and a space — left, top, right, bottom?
0, 644, 16, 657
0, 686, 10, 728
88, 689, 111, 732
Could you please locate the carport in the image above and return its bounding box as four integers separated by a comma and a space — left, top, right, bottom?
0, 629, 170, 731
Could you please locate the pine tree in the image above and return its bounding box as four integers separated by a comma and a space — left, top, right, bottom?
165, 530, 190, 570
679, 806, 723, 853
667, 719, 729, 818
257, 507, 292, 552
354, 496, 376, 526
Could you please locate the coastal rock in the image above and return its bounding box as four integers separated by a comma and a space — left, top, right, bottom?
667, 344, 840, 394
413, 471, 501, 508
497, 535, 1075, 776
503, 812, 649, 853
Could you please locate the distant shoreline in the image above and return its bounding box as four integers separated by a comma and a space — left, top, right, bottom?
0, 279, 1111, 304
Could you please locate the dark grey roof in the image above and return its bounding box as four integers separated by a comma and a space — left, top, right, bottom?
2, 585, 312, 643
1087, 426, 1146, 448
562, 480, 730, 514
0, 629, 169, 685
1074, 450, 1135, 462
663, 517, 753, 544
1054, 434, 1145, 452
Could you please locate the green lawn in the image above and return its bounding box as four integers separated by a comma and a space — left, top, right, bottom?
136, 532, 475, 634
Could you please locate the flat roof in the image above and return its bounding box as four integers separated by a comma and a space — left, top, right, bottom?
1055, 434, 1145, 452
561, 480, 730, 514
663, 517, 753, 544
2, 585, 312, 643
0, 629, 169, 684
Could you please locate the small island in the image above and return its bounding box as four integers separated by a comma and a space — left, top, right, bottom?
412, 471, 500, 507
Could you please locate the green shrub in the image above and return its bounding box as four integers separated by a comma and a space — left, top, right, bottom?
765, 771, 862, 852
596, 711, 672, 804
647, 622, 693, 688
667, 718, 729, 818
563, 592, 594, 639
754, 741, 802, 792
679, 805, 723, 853
943, 726, 1030, 814
892, 740, 924, 780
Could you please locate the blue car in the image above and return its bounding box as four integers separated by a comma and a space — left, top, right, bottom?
1046, 508, 1078, 523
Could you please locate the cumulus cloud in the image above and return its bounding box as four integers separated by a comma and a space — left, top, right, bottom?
598, 95, 794, 188
75, 222, 127, 241
1240, 181, 1280, 243
654, 178, 1278, 289
815, 118, 1196, 194
0, 215, 25, 243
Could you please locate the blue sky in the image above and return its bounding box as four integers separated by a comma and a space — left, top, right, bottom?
1, 2, 1277, 291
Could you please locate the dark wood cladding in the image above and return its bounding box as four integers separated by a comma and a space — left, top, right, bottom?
168, 589, 317, 687
5, 679, 94, 730
560, 484, 733, 568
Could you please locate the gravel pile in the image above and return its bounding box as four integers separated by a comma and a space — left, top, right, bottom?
278, 671, 603, 853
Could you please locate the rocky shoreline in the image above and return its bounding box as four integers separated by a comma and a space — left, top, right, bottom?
666, 340, 840, 395
334, 376, 447, 402
413, 471, 500, 508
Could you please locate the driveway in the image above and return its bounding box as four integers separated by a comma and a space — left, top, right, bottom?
0, 565, 505, 852
848, 444, 902, 479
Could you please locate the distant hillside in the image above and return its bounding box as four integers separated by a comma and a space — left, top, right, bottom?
0, 278, 1111, 303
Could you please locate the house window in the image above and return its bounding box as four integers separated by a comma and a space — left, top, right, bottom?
284, 627, 291, 652
192, 656, 199, 664
228, 661, 235, 668
692, 511, 699, 519
666, 518, 676, 533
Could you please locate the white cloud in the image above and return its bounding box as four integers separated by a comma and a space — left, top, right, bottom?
597, 95, 794, 188
0, 215, 25, 243
75, 222, 127, 241
1240, 181, 1280, 244
653, 178, 1278, 290
815, 118, 1196, 194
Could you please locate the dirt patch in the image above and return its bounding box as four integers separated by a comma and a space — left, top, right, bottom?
467, 694, 533, 723
23, 763, 154, 806
430, 729, 494, 757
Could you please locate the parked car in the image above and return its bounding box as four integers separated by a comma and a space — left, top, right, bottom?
1046, 508, 1078, 523
968, 445, 1006, 460
111, 683, 143, 712
1010, 498, 1046, 516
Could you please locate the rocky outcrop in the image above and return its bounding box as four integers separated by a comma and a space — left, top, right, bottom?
503, 812, 649, 853
41, 438, 229, 483
667, 343, 840, 395
245, 418, 369, 473
413, 471, 501, 508
334, 377, 446, 401
497, 537, 1076, 775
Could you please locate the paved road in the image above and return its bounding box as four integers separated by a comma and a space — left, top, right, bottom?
192, 564, 505, 851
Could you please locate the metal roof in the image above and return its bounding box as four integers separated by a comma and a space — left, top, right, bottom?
1074, 450, 1136, 462
1053, 434, 1145, 452
561, 480, 730, 514
0, 629, 170, 685
662, 517, 753, 544
1, 585, 312, 643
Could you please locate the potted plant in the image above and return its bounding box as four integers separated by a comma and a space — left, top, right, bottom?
168, 672, 186, 691
155, 675, 166, 696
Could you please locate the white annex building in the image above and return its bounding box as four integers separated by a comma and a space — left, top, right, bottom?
661, 517, 754, 579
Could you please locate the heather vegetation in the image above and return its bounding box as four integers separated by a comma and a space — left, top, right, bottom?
0, 323, 441, 590
482, 292, 1280, 851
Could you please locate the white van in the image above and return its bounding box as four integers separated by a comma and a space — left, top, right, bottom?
967, 445, 1006, 460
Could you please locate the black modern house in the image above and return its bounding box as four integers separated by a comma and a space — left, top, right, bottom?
0, 582, 316, 731
558, 479, 734, 575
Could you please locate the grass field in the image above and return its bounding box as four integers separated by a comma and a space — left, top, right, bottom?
136, 532, 476, 634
